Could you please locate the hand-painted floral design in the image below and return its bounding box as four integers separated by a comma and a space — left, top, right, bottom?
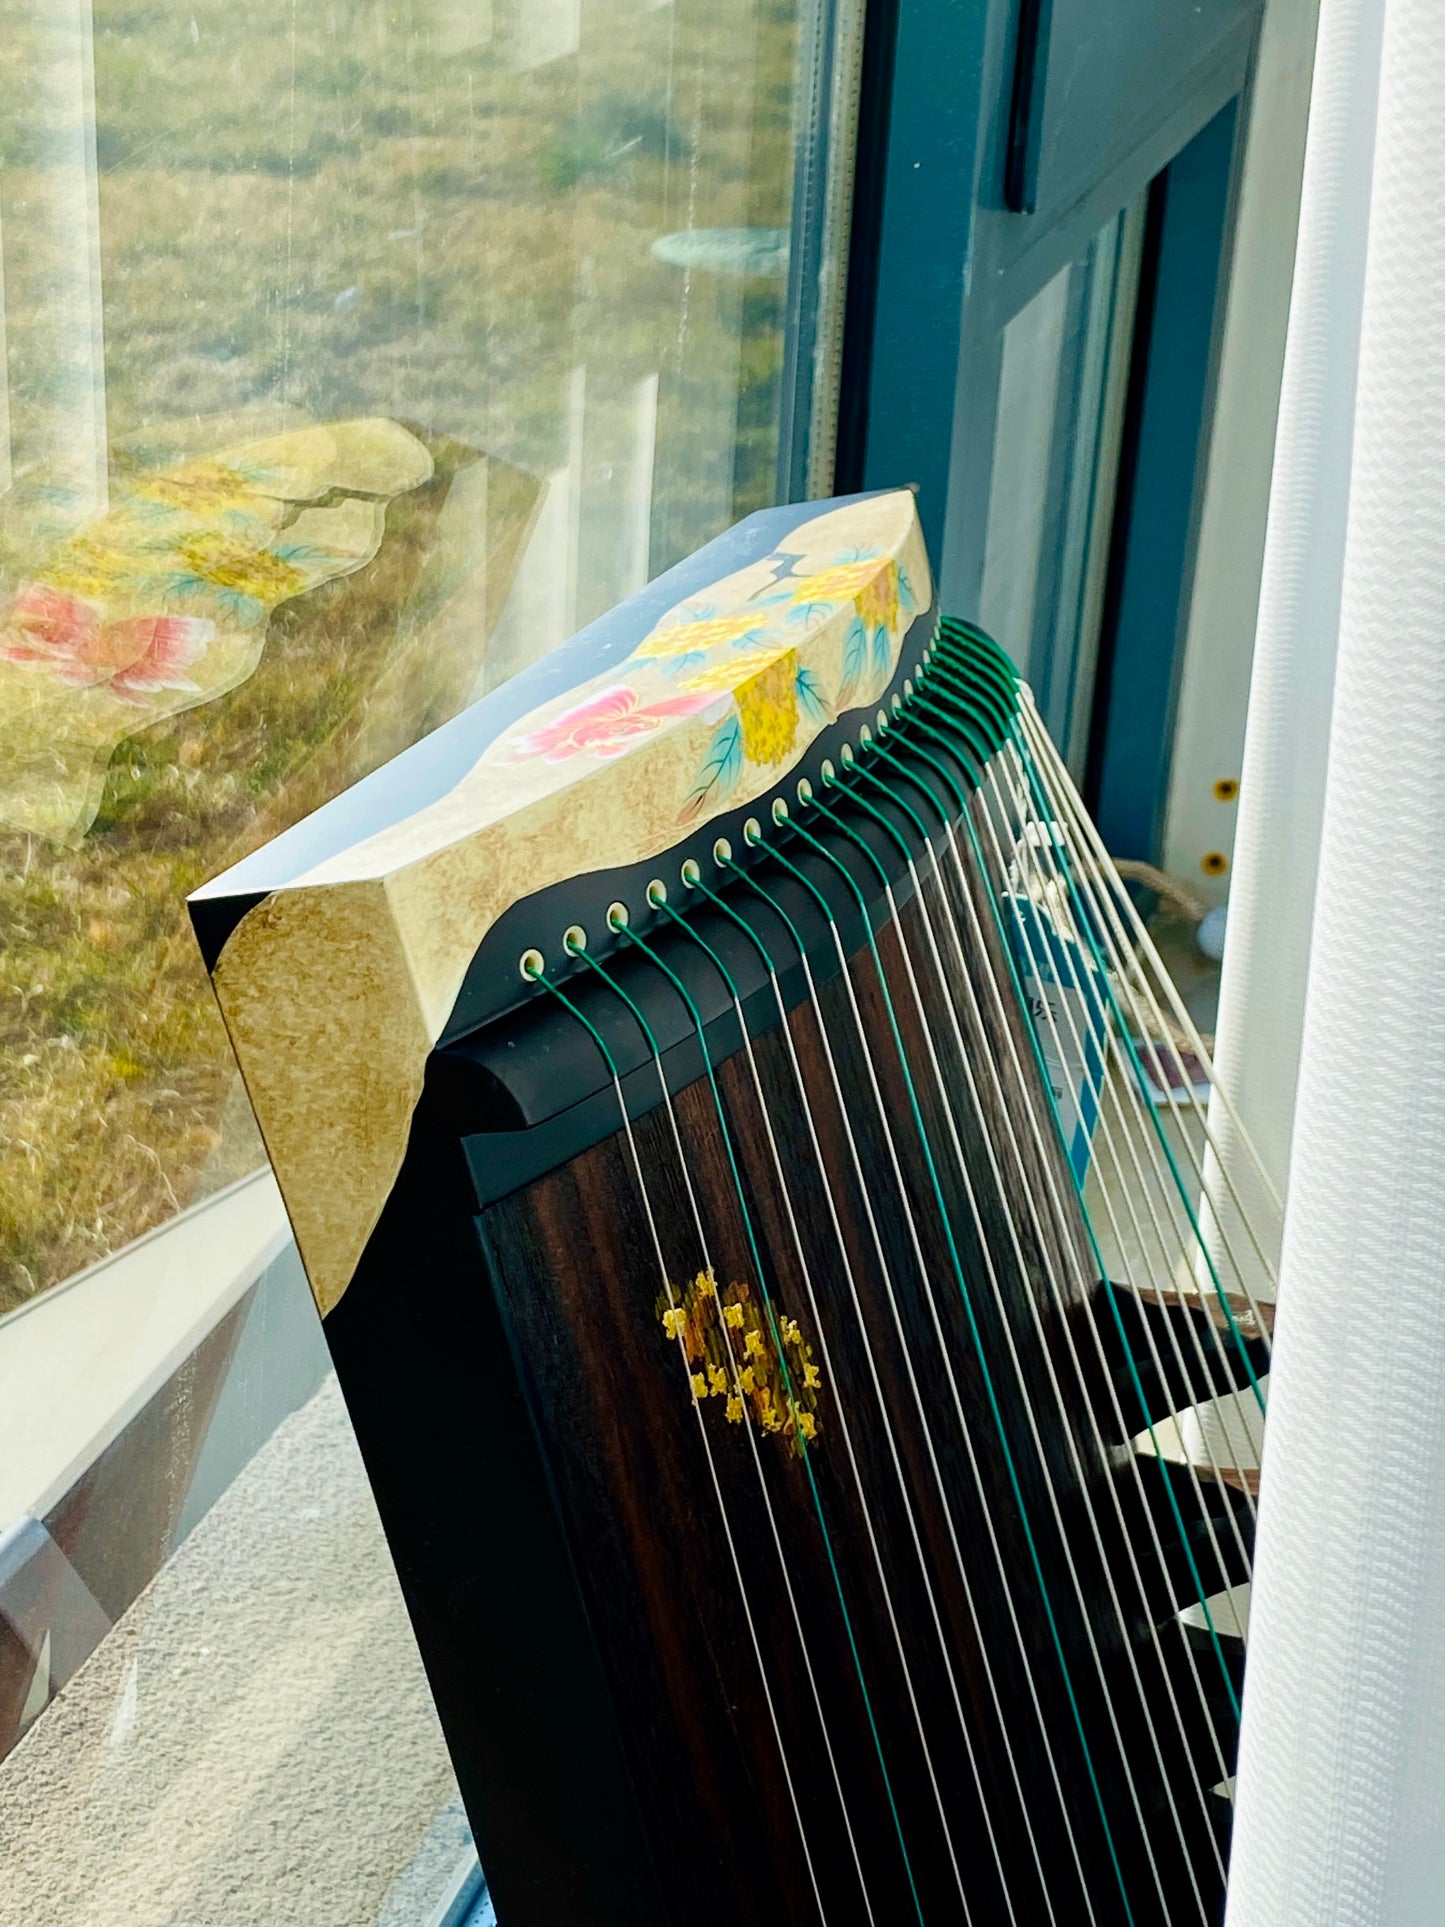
656, 1268, 823, 1452
678, 712, 745, 823
0, 585, 214, 702
0, 417, 434, 843
838, 612, 892, 707
173, 531, 311, 614
734, 652, 801, 766
630, 610, 771, 671
793, 552, 912, 636
677, 645, 788, 693
503, 683, 718, 763
650, 530, 929, 818
678, 647, 801, 767
675, 648, 833, 821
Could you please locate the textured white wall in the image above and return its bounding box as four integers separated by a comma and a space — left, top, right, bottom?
1226, 0, 1445, 1915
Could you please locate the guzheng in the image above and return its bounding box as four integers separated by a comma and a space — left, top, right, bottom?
191, 489, 1279, 1927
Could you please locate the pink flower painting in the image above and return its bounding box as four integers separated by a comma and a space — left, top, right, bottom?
504, 683, 717, 763
1, 584, 214, 702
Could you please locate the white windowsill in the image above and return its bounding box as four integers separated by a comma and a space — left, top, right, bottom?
0, 1168, 292, 1524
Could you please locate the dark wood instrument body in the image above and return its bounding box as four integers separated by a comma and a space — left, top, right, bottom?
325, 768, 1242, 1926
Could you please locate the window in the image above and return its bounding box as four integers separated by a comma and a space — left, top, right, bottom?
1, 0, 851, 1304
0, 0, 859, 1915
977, 199, 1146, 778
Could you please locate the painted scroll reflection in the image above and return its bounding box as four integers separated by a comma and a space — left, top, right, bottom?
0, 411, 542, 1305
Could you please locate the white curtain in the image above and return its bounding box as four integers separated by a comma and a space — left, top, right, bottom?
1225, 0, 1445, 1916
1200, 0, 1382, 1299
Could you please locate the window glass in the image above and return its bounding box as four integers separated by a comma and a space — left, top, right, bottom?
978, 197, 1146, 776
0, 0, 854, 1914
1, 0, 826, 1306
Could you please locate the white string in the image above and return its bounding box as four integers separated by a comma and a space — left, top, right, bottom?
864, 729, 1241, 1812
733, 831, 1104, 1926
981, 750, 1265, 1538
1003, 716, 1278, 1315
813, 771, 1222, 1915
857, 756, 1243, 1767
1014, 702, 1282, 1325
780, 792, 1194, 1920
581, 1043, 830, 1922
957, 748, 1257, 1600
1018, 697, 1285, 1226
942, 753, 1251, 1769
568, 953, 871, 1922
972, 757, 1260, 1584
719, 859, 1077, 1926
655, 890, 983, 1922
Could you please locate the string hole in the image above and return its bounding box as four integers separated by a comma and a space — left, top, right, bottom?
563, 924, 587, 955
607, 901, 630, 930
876, 709, 889, 732
771, 798, 789, 824
819, 758, 836, 785
795, 778, 814, 805
840, 742, 855, 766
903, 678, 914, 698
519, 948, 545, 981
681, 858, 702, 887
859, 723, 873, 744
645, 880, 667, 908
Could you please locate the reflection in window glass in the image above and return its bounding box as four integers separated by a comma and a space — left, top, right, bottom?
977, 197, 1145, 777
0, 0, 833, 1305
978, 264, 1072, 691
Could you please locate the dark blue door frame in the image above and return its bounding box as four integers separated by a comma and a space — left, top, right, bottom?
835, 0, 1257, 859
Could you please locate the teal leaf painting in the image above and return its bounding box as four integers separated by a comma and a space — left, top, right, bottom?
897, 562, 916, 615
837, 615, 869, 707
795, 663, 829, 724
870, 623, 891, 675
678, 710, 744, 823
655, 649, 709, 678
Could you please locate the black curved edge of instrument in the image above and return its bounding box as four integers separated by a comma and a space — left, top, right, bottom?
319, 620, 1260, 1927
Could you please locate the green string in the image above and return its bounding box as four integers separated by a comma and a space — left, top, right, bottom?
603, 911, 926, 1925
920, 642, 1265, 1414
684, 862, 1072, 1924
1006, 721, 1264, 1412
924, 632, 1265, 1405
751, 808, 1137, 1926
870, 702, 1239, 1715
850, 735, 1242, 1736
